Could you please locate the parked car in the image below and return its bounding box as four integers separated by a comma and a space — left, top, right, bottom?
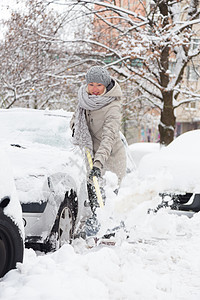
129, 142, 160, 167
0, 149, 24, 278
0, 108, 134, 252
0, 108, 90, 252
138, 130, 200, 216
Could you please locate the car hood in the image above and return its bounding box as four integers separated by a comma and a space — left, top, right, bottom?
5, 142, 85, 204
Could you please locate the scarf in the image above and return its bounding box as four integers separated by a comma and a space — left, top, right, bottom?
72, 85, 116, 154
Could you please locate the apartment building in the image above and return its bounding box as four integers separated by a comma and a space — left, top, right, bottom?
92, 0, 200, 141
93, 0, 146, 49
175, 37, 200, 136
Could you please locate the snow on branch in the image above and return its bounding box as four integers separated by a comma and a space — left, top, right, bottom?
174, 97, 200, 108
170, 19, 200, 37
159, 121, 175, 132
124, 94, 163, 110
64, 0, 147, 22
173, 88, 200, 108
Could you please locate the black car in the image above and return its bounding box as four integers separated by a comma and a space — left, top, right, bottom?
0, 149, 24, 278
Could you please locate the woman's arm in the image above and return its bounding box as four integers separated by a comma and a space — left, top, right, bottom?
93, 101, 121, 168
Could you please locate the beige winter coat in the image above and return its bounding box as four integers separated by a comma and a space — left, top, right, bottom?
86, 80, 126, 184
70, 80, 126, 183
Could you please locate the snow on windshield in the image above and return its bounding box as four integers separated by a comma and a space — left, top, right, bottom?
0, 108, 73, 149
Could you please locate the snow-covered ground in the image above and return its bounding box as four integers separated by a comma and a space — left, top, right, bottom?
1, 129, 200, 299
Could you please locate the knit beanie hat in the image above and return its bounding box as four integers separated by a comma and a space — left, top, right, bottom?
86, 66, 111, 87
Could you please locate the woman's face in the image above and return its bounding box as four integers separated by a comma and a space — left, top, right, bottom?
87, 82, 105, 95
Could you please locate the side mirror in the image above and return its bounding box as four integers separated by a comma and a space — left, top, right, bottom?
0, 197, 10, 209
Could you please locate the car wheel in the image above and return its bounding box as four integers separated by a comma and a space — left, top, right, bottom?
0, 210, 24, 278
46, 190, 77, 252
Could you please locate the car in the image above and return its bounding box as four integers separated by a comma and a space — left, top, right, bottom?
128, 142, 160, 167
0, 149, 24, 278
120, 132, 137, 173
0, 108, 134, 252
0, 108, 90, 252
138, 129, 200, 216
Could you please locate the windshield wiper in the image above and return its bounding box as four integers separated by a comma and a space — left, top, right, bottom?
10, 144, 26, 149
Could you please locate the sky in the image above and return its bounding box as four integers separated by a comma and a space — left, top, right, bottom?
0, 0, 85, 41
0, 0, 23, 39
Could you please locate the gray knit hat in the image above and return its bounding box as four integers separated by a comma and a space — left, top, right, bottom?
86, 66, 111, 87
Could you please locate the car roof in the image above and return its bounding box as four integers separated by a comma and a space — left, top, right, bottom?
138, 130, 200, 193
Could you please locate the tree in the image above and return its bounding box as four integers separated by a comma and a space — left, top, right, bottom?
0, 0, 90, 110
121, 82, 160, 143
50, 0, 200, 145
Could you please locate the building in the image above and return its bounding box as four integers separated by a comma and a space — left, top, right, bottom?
175, 37, 200, 136
92, 0, 200, 142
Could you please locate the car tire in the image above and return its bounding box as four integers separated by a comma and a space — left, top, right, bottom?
45, 190, 77, 252
0, 210, 24, 278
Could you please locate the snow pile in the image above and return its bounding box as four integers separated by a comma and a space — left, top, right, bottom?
1, 186, 200, 299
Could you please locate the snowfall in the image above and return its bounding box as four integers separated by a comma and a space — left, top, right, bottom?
1, 116, 200, 300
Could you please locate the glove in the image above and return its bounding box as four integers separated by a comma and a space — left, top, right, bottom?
89, 166, 101, 180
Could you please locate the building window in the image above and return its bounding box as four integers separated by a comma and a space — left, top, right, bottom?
185, 101, 197, 110
131, 58, 143, 68
187, 65, 199, 81
169, 61, 176, 74
191, 38, 200, 50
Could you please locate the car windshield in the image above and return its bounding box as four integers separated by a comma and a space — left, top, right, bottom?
0, 109, 73, 150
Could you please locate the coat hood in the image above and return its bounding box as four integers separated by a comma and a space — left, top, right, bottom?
105, 79, 122, 98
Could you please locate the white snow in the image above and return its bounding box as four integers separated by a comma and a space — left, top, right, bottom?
138, 130, 200, 193
1, 113, 200, 299
0, 148, 24, 238
129, 142, 160, 167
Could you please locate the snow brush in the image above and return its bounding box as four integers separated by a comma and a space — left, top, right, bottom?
85, 148, 104, 209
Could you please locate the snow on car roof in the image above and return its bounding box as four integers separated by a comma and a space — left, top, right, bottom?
129, 142, 160, 167
138, 130, 200, 193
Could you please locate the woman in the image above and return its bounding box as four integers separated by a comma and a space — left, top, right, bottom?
71, 66, 127, 236
71, 66, 126, 185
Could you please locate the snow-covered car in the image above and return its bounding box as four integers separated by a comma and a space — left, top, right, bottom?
0, 149, 24, 278
138, 130, 200, 215
129, 142, 160, 167
0, 108, 134, 252
0, 108, 89, 252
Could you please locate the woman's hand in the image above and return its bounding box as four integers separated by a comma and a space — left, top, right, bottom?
89, 166, 101, 180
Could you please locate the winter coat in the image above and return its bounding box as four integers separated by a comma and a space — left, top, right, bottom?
85, 80, 126, 184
